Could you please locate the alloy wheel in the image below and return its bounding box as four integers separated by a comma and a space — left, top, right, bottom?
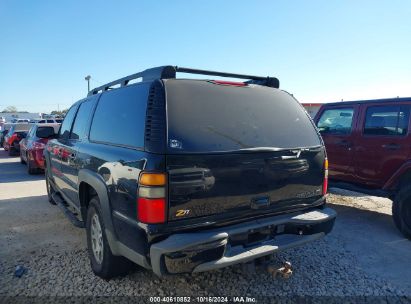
90, 213, 104, 264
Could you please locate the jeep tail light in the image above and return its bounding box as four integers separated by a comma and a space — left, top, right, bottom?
323, 158, 328, 195
137, 172, 167, 224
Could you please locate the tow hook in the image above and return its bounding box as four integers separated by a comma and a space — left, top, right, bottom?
267, 261, 293, 279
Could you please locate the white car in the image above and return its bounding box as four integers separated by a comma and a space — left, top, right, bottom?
30, 119, 63, 124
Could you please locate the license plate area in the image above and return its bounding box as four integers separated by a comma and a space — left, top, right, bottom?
229, 225, 283, 248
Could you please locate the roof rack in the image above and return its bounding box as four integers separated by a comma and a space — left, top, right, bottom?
88, 65, 279, 96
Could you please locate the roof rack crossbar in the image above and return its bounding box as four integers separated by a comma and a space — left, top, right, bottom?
175, 67, 265, 80
175, 66, 279, 89
88, 65, 279, 96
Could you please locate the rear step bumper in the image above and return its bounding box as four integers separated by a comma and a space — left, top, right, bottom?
150, 207, 336, 276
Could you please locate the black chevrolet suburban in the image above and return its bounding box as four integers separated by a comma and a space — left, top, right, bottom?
44, 66, 336, 279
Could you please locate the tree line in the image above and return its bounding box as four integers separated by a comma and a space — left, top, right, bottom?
1, 106, 68, 116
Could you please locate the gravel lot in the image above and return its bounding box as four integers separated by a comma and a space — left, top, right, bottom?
1, 148, 410, 302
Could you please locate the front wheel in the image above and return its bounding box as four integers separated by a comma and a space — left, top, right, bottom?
86, 197, 133, 279
393, 185, 411, 239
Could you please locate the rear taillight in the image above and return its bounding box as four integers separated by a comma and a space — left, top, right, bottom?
33, 141, 45, 150
8, 135, 15, 144
137, 173, 167, 224
323, 158, 328, 195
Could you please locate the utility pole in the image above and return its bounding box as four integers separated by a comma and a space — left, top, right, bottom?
85, 75, 91, 93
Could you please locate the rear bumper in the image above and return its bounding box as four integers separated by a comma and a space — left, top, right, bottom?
150, 207, 336, 276
29, 149, 45, 169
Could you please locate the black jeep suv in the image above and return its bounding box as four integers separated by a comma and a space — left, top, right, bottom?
44, 66, 336, 279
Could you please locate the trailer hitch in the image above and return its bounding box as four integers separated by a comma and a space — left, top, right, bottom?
267, 261, 293, 279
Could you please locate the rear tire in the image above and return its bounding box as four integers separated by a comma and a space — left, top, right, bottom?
20, 152, 26, 164
393, 184, 411, 239
8, 144, 14, 156
45, 167, 56, 205
86, 197, 133, 279
27, 157, 37, 175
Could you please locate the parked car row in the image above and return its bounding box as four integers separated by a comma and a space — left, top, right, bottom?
20, 124, 60, 174
30, 118, 63, 124
1, 122, 60, 173
2, 123, 30, 156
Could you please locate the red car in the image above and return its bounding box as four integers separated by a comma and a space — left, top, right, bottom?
19, 124, 59, 174
314, 97, 411, 238
3, 124, 30, 156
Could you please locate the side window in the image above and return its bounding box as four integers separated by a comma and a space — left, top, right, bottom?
59, 105, 78, 139
317, 108, 354, 135
364, 106, 410, 136
47, 120, 54, 123
89, 84, 149, 148
70, 99, 96, 140
27, 126, 35, 138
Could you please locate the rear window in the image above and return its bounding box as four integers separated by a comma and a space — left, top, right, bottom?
36, 126, 55, 138
165, 80, 321, 153
89, 83, 150, 148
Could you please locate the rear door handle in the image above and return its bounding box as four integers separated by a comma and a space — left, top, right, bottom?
382, 143, 401, 150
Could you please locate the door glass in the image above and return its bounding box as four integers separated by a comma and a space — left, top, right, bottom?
70, 99, 96, 140
364, 106, 409, 136
317, 108, 354, 135
28, 126, 36, 138
59, 105, 79, 139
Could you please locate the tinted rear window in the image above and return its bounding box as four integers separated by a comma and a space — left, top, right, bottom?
165, 80, 321, 153
89, 83, 150, 148
36, 126, 55, 138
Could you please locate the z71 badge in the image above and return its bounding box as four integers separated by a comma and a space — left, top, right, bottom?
175, 209, 190, 217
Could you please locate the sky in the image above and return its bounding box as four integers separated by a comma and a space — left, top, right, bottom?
0, 0, 410, 113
